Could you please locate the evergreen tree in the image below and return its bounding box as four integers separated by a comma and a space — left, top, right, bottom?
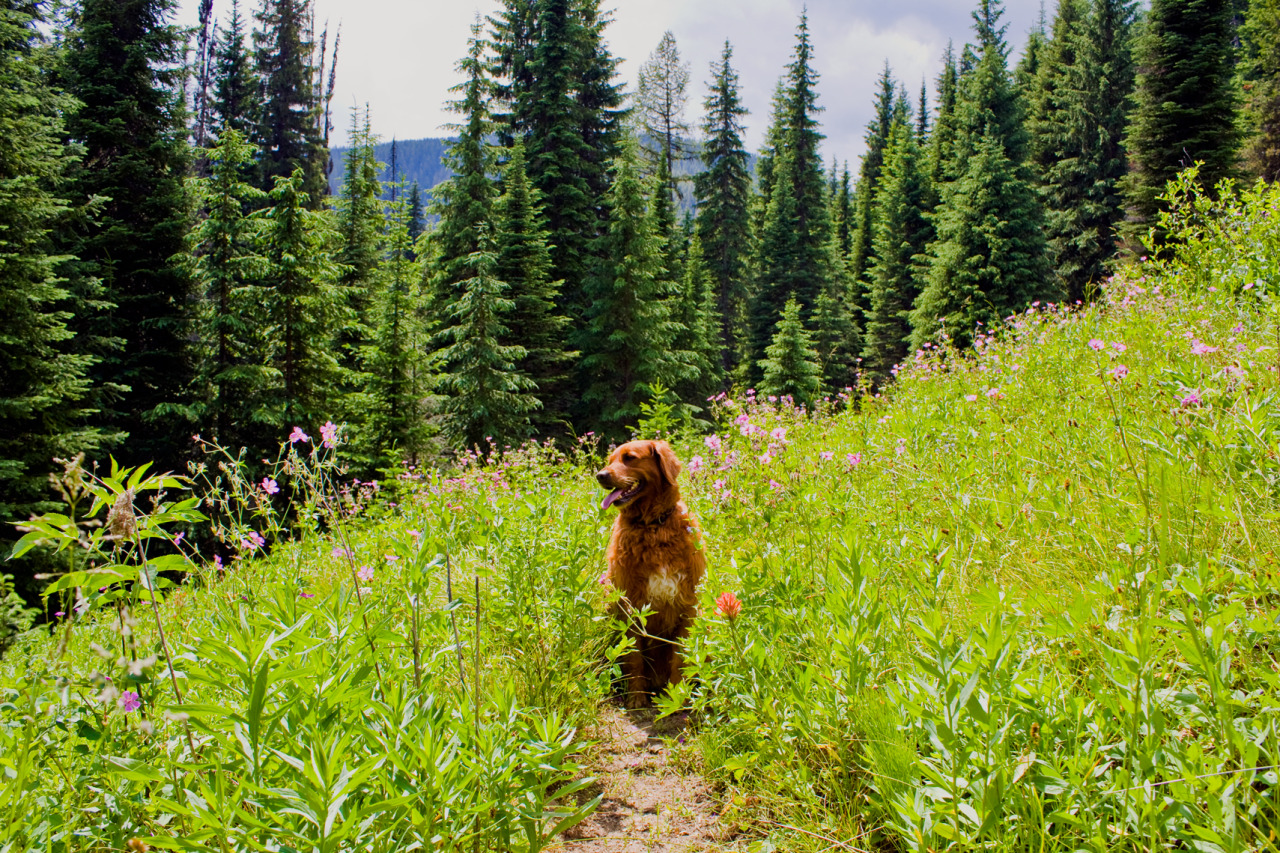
488, 0, 626, 323
188, 129, 270, 449
406, 180, 424, 254
748, 13, 834, 373
492, 139, 575, 432
849, 63, 896, 300
61, 0, 193, 468
433, 22, 495, 302
1241, 0, 1280, 180
1033, 0, 1137, 301
912, 0, 1050, 349
254, 0, 328, 202
211, 0, 255, 139
864, 122, 933, 380
811, 286, 860, 392
694, 40, 751, 374
578, 148, 683, 435
830, 163, 854, 260
0, 0, 99, 538
257, 170, 342, 427
1124, 0, 1241, 241
759, 297, 821, 408
436, 231, 538, 450
334, 107, 382, 378
361, 192, 430, 466
635, 30, 693, 202
916, 79, 930, 143
672, 234, 722, 404
928, 43, 960, 184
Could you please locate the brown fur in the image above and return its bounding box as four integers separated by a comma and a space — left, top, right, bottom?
597, 440, 706, 708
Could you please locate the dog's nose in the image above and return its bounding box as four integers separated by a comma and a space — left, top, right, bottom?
595, 470, 611, 487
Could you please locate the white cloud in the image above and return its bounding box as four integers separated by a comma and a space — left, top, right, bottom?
176, 0, 1046, 163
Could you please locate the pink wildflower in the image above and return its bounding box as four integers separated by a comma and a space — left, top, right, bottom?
260, 477, 280, 495
1179, 390, 1203, 408
356, 565, 374, 582
758, 452, 773, 465
734, 414, 750, 426
770, 427, 787, 442
331, 546, 350, 559
965, 394, 978, 402
242, 531, 265, 551
1190, 340, 1219, 355
288, 426, 310, 444
688, 455, 704, 474
704, 434, 722, 452
1088, 339, 1105, 351
846, 452, 863, 466
320, 421, 339, 448
985, 387, 1003, 399
1111, 342, 1127, 353
118, 691, 142, 713
1108, 364, 1129, 380
715, 591, 742, 620
820, 451, 834, 461
599, 568, 611, 586
769, 479, 783, 492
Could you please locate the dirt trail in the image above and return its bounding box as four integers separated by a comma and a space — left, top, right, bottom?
558, 706, 728, 852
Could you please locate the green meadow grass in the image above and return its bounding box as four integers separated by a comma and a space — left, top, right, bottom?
3, 174, 1280, 851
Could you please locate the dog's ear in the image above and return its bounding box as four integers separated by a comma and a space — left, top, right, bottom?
653, 440, 681, 486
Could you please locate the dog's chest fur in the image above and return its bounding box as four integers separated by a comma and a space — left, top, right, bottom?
644, 565, 685, 605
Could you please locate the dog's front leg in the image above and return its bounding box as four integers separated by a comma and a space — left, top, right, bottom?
623, 634, 649, 709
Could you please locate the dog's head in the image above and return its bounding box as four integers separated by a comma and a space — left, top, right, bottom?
596, 440, 682, 512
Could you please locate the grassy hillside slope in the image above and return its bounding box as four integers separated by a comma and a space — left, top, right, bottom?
3, 176, 1279, 851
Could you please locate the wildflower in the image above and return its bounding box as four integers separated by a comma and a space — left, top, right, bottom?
768, 395, 778, 403
688, 455, 704, 474
289, 426, 310, 444
299, 591, 315, 598
715, 591, 742, 621
1088, 339, 1105, 351
1190, 340, 1218, 355
356, 565, 375, 582
1111, 342, 1127, 353
769, 479, 783, 492
118, 691, 142, 713
704, 434, 722, 452
985, 387, 1003, 399
734, 413, 750, 426
260, 477, 280, 495
242, 530, 265, 551
1244, 282, 1255, 291
846, 452, 863, 466
1232, 324, 1244, 334
173, 531, 185, 545
770, 426, 788, 442
820, 451, 834, 461
331, 546, 350, 559
320, 421, 339, 448
599, 568, 611, 586
1108, 364, 1129, 380
1179, 390, 1203, 408
965, 394, 978, 402
1237, 343, 1247, 352
408, 529, 422, 540
758, 452, 773, 465
213, 555, 223, 571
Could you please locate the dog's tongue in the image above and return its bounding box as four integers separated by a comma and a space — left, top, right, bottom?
601, 489, 626, 510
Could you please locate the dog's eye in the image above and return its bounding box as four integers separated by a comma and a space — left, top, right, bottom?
622, 453, 635, 461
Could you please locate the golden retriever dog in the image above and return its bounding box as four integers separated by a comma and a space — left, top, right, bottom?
597, 439, 706, 708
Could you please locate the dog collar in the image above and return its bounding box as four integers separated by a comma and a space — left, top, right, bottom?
638, 507, 676, 527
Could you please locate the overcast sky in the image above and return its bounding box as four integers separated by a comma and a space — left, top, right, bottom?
176, 0, 1048, 164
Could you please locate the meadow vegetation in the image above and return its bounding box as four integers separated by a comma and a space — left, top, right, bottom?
3, 174, 1280, 851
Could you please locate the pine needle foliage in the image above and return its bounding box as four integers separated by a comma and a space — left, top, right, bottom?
760, 296, 821, 408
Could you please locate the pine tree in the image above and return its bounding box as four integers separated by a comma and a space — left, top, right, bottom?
759, 297, 821, 407
361, 192, 430, 466
579, 148, 683, 435
1241, 0, 1280, 180
492, 139, 575, 432
436, 231, 538, 451
334, 107, 382, 379
433, 21, 495, 303
694, 40, 751, 375
635, 30, 693, 202
254, 0, 328, 202
257, 170, 343, 427
672, 234, 722, 404
488, 0, 625, 323
0, 0, 99, 538
928, 43, 960, 184
748, 13, 834, 373
811, 287, 860, 392
406, 181, 424, 254
912, 0, 1050, 349
1032, 0, 1137, 301
1124, 0, 1241, 241
864, 122, 933, 380
850, 64, 897, 300
211, 0, 256, 140
188, 129, 270, 449
61, 0, 193, 468
830, 163, 854, 260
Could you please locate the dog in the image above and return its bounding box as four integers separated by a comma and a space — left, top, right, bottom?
596, 439, 706, 709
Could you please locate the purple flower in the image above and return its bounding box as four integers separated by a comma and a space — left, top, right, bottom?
1111, 342, 1127, 353
331, 546, 350, 559
734, 414, 750, 426
846, 452, 863, 466
1109, 364, 1129, 380
118, 691, 142, 713
1180, 390, 1203, 408
288, 426, 310, 444
688, 455, 704, 474
260, 477, 280, 495
299, 591, 315, 599
241, 531, 265, 551
320, 421, 339, 449
1088, 339, 1105, 351
356, 565, 374, 582
770, 427, 788, 442
704, 434, 722, 452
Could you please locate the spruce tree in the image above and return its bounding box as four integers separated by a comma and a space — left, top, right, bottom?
672, 234, 722, 404
61, 0, 193, 468
492, 139, 575, 432
1124, 0, 1241, 241
0, 0, 99, 539
406, 181, 424, 254
850, 64, 898, 294
748, 13, 834, 373
333, 107, 382, 380
759, 297, 821, 408
1241, 0, 1280, 180
488, 0, 625, 323
578, 148, 683, 435
635, 30, 693, 203
211, 0, 255, 139
188, 129, 270, 449
254, 0, 328, 202
928, 43, 960, 184
830, 164, 854, 260
694, 40, 751, 374
257, 170, 343, 428
436, 231, 538, 451
912, 0, 1050, 349
864, 122, 933, 381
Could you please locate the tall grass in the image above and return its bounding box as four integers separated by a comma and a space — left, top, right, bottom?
3, 173, 1280, 852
